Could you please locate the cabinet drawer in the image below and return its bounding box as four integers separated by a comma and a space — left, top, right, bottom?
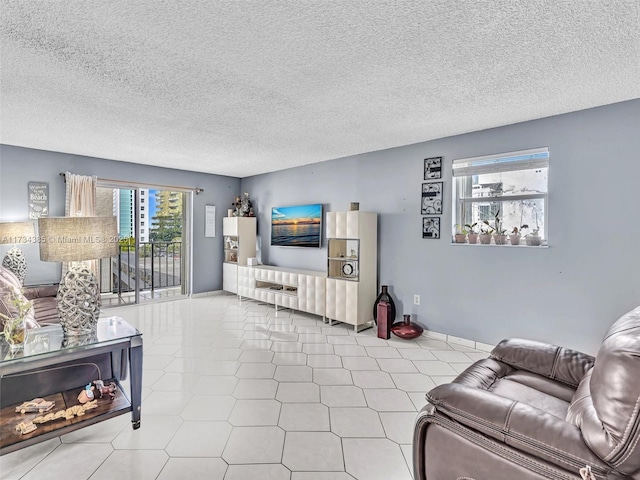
278, 295, 298, 310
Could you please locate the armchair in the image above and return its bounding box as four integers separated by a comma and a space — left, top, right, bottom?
414, 306, 640, 480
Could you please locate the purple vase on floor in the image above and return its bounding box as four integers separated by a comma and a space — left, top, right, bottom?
373, 285, 396, 326
391, 314, 424, 340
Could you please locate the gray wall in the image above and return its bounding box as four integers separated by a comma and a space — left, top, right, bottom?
2, 100, 638, 353
0, 145, 240, 293
241, 99, 640, 354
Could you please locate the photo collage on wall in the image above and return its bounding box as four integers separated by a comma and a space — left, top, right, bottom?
422, 156, 442, 239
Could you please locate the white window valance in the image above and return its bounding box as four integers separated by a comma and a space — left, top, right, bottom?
452, 147, 549, 177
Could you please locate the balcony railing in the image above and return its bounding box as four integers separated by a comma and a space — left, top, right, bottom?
100, 241, 182, 295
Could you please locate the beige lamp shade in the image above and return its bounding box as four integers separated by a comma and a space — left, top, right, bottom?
38, 216, 119, 262
0, 221, 36, 244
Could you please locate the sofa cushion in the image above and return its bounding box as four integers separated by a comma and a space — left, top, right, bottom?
0, 265, 39, 329
454, 358, 573, 420
566, 306, 640, 475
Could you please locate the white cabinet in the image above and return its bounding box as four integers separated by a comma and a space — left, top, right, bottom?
237, 265, 255, 298
237, 265, 325, 318
223, 262, 238, 294
222, 217, 256, 294
298, 274, 326, 317
325, 211, 377, 331
223, 217, 256, 265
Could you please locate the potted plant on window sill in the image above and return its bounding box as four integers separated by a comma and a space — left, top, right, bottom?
526, 227, 542, 246
484, 210, 508, 245
509, 225, 528, 246
525, 212, 542, 246
465, 223, 479, 244
453, 224, 467, 243
479, 225, 493, 244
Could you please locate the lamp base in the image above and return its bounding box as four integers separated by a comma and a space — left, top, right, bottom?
2, 247, 27, 284
57, 263, 101, 336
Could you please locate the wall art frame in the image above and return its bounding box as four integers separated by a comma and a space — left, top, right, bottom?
424, 156, 442, 180
28, 181, 49, 219
421, 182, 443, 215
422, 217, 440, 239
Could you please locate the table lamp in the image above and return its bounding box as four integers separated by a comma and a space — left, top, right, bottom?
0, 221, 36, 284
38, 216, 118, 336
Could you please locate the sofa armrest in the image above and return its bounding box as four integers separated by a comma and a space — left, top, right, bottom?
23, 284, 59, 300
426, 383, 612, 476
490, 338, 594, 388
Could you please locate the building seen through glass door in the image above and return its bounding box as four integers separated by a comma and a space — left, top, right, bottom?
96, 185, 190, 306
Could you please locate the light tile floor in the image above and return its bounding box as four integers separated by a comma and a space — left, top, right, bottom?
1, 294, 488, 480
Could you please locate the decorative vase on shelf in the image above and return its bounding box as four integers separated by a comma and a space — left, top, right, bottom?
391, 314, 424, 340
1, 289, 32, 351
373, 285, 396, 326
3, 317, 26, 351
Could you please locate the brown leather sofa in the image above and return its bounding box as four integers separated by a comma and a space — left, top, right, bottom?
414, 306, 640, 480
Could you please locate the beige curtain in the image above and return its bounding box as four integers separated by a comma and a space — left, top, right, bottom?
63, 172, 98, 280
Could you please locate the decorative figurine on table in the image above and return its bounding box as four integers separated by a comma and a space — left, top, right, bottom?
78, 380, 117, 403
77, 383, 95, 404
93, 380, 117, 400
15, 398, 55, 414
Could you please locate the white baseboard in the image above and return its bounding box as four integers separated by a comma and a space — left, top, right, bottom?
192, 290, 225, 298
423, 329, 495, 352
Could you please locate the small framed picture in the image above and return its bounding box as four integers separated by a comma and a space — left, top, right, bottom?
424, 156, 442, 180
423, 217, 440, 239
421, 182, 443, 215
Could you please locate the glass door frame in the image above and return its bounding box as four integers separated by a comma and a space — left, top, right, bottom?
97, 180, 193, 305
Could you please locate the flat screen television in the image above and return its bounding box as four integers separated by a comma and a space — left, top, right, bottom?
271, 204, 323, 247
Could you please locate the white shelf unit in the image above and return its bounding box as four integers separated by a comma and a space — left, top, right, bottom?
222, 217, 256, 294
325, 211, 377, 332
237, 265, 326, 318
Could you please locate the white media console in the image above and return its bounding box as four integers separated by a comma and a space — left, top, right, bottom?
225, 210, 378, 332
237, 265, 327, 319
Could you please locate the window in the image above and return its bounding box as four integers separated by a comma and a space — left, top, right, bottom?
141, 214, 145, 219
452, 147, 549, 244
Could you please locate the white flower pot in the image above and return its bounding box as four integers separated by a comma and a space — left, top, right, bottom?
526, 235, 542, 246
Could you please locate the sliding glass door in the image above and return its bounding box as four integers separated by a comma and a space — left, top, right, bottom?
96, 184, 192, 306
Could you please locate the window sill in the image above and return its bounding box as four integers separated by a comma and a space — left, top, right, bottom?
450, 242, 549, 248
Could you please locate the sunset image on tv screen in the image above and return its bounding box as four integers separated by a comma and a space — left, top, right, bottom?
271, 204, 322, 247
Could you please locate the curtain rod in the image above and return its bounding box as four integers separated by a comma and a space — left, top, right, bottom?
59, 172, 204, 194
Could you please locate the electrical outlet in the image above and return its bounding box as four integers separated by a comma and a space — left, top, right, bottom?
413, 295, 420, 305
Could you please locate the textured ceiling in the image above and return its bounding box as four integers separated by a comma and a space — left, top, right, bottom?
1, 1, 639, 178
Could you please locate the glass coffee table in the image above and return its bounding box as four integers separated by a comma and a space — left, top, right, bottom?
0, 316, 143, 455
